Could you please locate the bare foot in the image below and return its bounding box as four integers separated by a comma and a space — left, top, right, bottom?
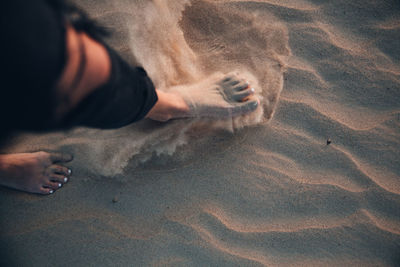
146, 73, 259, 122
0, 151, 73, 195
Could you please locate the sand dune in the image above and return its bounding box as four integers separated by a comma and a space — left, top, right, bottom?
1, 0, 399, 266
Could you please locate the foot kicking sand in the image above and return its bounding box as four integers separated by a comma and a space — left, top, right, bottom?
170, 72, 259, 118
0, 74, 258, 195
0, 152, 73, 195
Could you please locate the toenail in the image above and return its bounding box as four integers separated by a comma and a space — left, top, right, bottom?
251, 87, 255, 92
58, 183, 62, 188
64, 177, 68, 183
68, 169, 72, 175
49, 190, 54, 194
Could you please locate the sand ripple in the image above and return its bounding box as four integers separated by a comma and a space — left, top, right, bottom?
1, 0, 399, 266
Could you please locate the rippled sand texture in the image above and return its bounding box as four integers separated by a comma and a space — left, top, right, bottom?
1, 0, 399, 266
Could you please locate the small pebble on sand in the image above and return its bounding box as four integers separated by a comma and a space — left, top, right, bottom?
327, 138, 332, 145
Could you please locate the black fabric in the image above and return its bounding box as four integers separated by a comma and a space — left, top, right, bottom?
62, 46, 158, 129
0, 0, 66, 132
0, 0, 158, 133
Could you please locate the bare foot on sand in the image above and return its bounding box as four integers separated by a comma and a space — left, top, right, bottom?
146, 73, 259, 121
174, 73, 259, 118
0, 152, 73, 195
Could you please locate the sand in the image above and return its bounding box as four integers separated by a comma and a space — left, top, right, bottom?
1, 0, 400, 266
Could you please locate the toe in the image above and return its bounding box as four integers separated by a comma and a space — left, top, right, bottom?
45, 181, 63, 190
50, 152, 73, 163
40, 187, 54, 195
222, 76, 234, 83
228, 80, 240, 86
234, 88, 255, 101
221, 72, 241, 84
233, 81, 249, 92
49, 164, 71, 176
51, 174, 69, 184
224, 77, 242, 86
222, 76, 244, 87
233, 99, 259, 116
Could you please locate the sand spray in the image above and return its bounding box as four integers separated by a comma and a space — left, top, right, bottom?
3, 0, 290, 176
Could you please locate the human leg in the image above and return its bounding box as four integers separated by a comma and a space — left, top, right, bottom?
146, 73, 258, 122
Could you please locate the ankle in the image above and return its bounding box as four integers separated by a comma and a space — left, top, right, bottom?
169, 91, 190, 118
146, 90, 190, 121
